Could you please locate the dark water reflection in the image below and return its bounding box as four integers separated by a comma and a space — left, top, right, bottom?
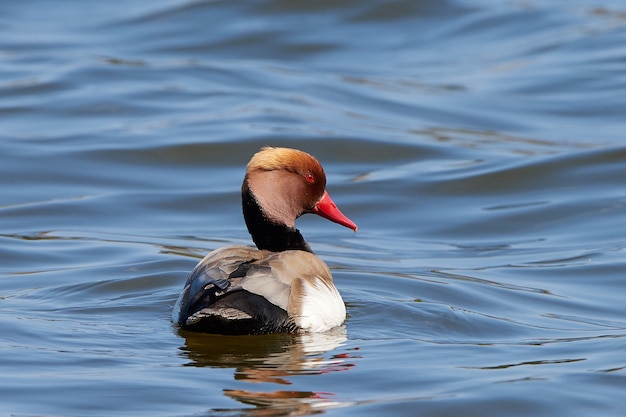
179, 329, 357, 414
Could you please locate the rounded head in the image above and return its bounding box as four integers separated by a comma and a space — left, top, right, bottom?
245, 147, 357, 231
247, 147, 327, 212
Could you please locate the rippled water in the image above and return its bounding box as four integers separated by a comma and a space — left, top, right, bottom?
2, 0, 626, 416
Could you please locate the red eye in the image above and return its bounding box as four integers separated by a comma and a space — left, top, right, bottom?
305, 173, 315, 184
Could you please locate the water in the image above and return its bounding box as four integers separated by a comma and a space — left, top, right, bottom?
1, 0, 625, 415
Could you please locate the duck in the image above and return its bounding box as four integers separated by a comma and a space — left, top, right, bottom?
173, 146, 357, 335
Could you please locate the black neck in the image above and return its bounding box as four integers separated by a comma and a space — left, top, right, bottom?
242, 186, 312, 253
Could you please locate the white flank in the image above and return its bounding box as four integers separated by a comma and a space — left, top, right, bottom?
297, 278, 346, 333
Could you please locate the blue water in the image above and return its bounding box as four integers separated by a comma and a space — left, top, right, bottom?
1, 0, 626, 416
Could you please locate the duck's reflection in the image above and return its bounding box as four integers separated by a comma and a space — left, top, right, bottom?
178, 326, 357, 414
221, 389, 346, 416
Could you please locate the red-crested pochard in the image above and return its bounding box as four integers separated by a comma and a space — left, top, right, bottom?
173, 147, 357, 335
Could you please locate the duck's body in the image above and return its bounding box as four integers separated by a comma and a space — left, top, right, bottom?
173, 147, 356, 335
173, 246, 345, 334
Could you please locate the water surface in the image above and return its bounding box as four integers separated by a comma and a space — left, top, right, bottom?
1, 0, 626, 416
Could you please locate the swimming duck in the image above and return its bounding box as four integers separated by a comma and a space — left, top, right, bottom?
173, 147, 357, 335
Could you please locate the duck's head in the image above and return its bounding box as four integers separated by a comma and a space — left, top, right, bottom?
242, 147, 356, 250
